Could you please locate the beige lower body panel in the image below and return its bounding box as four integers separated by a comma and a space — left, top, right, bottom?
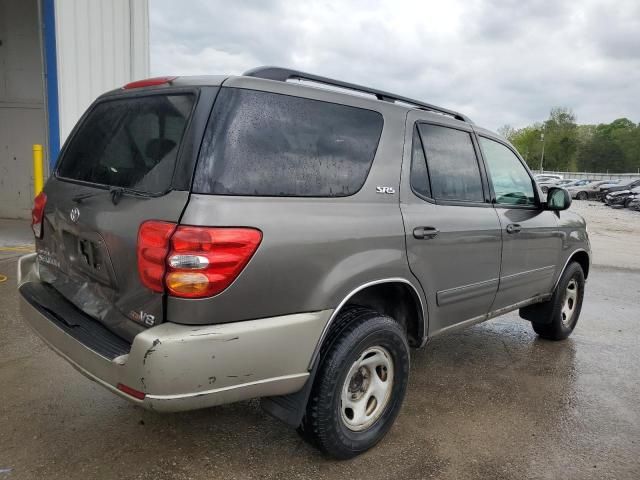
18, 253, 332, 412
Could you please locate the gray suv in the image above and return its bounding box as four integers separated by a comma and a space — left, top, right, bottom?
17, 67, 590, 459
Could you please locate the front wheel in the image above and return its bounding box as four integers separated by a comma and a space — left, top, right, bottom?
301, 308, 410, 459
577, 191, 588, 200
521, 262, 585, 340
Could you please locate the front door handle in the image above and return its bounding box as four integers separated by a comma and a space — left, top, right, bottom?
506, 223, 522, 234
413, 226, 440, 239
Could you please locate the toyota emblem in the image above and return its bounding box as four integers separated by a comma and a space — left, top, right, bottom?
70, 207, 80, 223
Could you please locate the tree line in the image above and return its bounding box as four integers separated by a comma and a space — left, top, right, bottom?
498, 108, 640, 173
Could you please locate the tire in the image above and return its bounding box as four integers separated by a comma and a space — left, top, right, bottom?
521, 262, 585, 340
577, 191, 588, 200
300, 307, 410, 459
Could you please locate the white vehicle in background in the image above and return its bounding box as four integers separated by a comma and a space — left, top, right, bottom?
538, 178, 580, 193
535, 174, 564, 182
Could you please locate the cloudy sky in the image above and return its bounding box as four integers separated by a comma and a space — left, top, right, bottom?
150, 0, 640, 130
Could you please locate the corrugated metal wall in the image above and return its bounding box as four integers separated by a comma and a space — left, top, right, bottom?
54, 0, 149, 144
0, 0, 47, 219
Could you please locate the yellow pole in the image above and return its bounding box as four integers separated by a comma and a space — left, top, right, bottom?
33, 144, 44, 196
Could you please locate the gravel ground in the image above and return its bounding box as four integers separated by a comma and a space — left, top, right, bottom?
569, 200, 640, 269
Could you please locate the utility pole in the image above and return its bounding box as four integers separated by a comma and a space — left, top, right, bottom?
539, 130, 546, 173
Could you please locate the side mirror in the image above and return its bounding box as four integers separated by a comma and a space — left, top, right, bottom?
546, 187, 572, 211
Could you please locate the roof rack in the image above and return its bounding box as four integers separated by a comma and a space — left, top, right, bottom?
243, 66, 472, 124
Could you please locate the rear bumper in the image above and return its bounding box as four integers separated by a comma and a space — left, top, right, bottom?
17, 253, 331, 412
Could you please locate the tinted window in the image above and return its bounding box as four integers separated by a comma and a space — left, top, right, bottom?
193, 88, 383, 197
410, 125, 431, 199
57, 94, 194, 193
418, 124, 484, 202
480, 137, 536, 206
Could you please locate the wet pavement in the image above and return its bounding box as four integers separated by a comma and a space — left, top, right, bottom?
1, 219, 639, 478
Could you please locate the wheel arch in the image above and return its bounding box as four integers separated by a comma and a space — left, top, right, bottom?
554, 249, 590, 291
308, 278, 426, 370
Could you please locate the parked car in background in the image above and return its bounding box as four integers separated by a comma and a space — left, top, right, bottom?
566, 180, 614, 200
628, 196, 640, 211
598, 179, 640, 201
537, 178, 578, 193
605, 187, 640, 207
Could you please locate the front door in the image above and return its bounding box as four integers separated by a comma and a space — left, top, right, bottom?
476, 134, 562, 310
400, 116, 502, 335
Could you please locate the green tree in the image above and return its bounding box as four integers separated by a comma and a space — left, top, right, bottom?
541, 107, 578, 171
501, 110, 639, 173
500, 123, 544, 170
576, 118, 640, 173
577, 130, 625, 172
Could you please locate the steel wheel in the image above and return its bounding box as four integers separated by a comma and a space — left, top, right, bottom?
577, 192, 588, 200
561, 278, 578, 326
340, 346, 394, 431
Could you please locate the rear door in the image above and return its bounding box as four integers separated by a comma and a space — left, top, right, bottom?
36, 88, 213, 342
475, 133, 562, 310
400, 114, 502, 335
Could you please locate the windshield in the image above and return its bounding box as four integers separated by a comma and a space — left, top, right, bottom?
57, 94, 195, 193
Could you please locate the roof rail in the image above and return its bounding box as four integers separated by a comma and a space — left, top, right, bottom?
243, 66, 472, 124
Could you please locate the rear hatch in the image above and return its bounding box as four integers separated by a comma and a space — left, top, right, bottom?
35, 86, 213, 342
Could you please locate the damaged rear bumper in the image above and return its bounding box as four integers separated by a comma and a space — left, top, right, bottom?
17, 253, 331, 412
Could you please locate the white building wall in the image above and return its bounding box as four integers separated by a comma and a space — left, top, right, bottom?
54, 0, 149, 143
0, 0, 46, 219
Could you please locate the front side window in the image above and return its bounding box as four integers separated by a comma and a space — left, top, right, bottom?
193, 88, 384, 197
479, 137, 537, 206
417, 124, 484, 202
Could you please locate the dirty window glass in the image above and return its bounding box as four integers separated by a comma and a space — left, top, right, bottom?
410, 125, 431, 199
193, 88, 383, 197
480, 137, 536, 206
57, 94, 194, 193
418, 124, 484, 202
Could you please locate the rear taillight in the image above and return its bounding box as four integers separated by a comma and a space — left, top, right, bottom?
136, 222, 262, 298
31, 192, 47, 238
137, 221, 176, 293
166, 226, 262, 298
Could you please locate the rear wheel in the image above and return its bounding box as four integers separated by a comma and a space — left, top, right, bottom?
521, 262, 585, 340
300, 307, 410, 459
577, 191, 588, 200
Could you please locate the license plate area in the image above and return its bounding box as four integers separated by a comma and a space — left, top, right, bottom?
61, 230, 112, 285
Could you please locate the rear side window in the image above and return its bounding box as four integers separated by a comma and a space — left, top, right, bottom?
417, 124, 484, 202
410, 125, 431, 199
57, 94, 194, 193
193, 88, 384, 197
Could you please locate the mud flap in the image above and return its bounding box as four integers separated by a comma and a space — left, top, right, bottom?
260, 357, 319, 428
519, 301, 554, 324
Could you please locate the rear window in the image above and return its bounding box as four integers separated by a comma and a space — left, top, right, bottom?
57, 94, 194, 193
193, 88, 383, 197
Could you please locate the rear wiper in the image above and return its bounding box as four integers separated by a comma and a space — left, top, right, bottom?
72, 187, 154, 205
108, 187, 154, 205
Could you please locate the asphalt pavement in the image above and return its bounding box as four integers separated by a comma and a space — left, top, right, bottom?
0, 217, 639, 479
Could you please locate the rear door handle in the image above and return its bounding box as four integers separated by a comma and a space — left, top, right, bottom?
413, 226, 439, 239
506, 223, 522, 234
